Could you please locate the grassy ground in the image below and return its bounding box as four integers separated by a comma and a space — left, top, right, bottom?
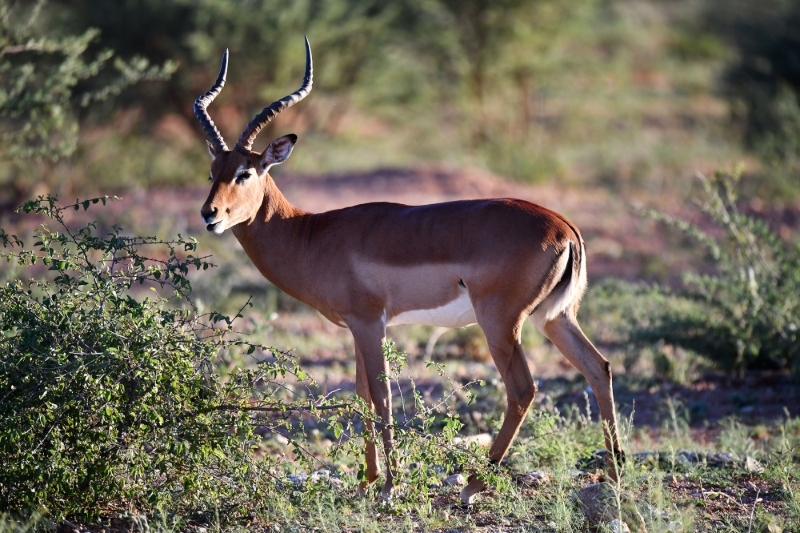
2, 379, 797, 532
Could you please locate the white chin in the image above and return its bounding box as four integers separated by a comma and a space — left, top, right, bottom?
206, 221, 226, 234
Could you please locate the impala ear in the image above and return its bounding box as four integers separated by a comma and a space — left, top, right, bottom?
259, 134, 297, 171
206, 140, 218, 159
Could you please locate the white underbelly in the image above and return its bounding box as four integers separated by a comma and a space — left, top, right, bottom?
387, 291, 477, 328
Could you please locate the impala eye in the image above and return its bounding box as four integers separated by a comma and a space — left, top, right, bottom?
208, 174, 213, 181
235, 172, 251, 184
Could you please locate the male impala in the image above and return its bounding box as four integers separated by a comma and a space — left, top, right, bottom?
196, 38, 624, 503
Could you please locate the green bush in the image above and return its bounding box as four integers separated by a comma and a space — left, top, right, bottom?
0, 196, 309, 519
0, 0, 174, 163
631, 168, 800, 372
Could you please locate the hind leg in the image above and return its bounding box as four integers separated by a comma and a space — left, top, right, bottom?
460, 306, 536, 504
538, 312, 624, 477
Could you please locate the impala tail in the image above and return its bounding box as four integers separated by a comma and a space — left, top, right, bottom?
532, 239, 587, 329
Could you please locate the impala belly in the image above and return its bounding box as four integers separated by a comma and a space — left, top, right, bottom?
352, 255, 477, 328
387, 290, 476, 327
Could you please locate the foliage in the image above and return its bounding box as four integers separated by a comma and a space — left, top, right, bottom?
53, 0, 397, 129
15, 0, 752, 199
0, 0, 175, 163
631, 168, 800, 372
0, 196, 313, 519
702, 0, 800, 195
705, 0, 800, 142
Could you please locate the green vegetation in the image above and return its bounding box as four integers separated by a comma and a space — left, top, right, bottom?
701, 0, 800, 197
0, 1, 174, 181
0, 196, 300, 517
582, 168, 800, 375
633, 169, 800, 373
0, 194, 797, 531
0, 197, 526, 527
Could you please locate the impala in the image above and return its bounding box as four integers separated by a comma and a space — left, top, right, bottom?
196, 38, 624, 503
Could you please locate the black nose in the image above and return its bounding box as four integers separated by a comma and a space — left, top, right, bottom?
202, 206, 218, 222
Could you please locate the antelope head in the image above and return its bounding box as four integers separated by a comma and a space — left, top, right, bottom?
197, 38, 312, 234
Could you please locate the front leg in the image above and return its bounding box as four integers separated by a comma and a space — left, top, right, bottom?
349, 318, 395, 500
354, 342, 381, 495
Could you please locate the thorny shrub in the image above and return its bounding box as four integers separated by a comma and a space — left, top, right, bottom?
0, 196, 314, 519
631, 168, 800, 373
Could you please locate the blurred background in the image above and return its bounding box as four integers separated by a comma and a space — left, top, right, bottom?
2, 0, 799, 202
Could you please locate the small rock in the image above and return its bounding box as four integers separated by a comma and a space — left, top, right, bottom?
518, 471, 550, 486
452, 433, 492, 447
744, 456, 764, 474
579, 449, 608, 471
609, 518, 630, 533
706, 452, 737, 467
633, 451, 657, 461
274, 434, 289, 445
287, 473, 308, 486
667, 520, 684, 532
676, 450, 701, 464
574, 482, 644, 532
444, 473, 466, 486
196, 528, 208, 533
312, 469, 331, 479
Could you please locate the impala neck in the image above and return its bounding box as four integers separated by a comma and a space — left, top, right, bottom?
230, 174, 311, 298
254, 173, 303, 222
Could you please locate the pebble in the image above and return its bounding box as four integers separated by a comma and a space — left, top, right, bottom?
443, 473, 466, 486
452, 433, 492, 447
574, 482, 645, 531
517, 471, 550, 486
745, 456, 764, 473
609, 518, 631, 533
